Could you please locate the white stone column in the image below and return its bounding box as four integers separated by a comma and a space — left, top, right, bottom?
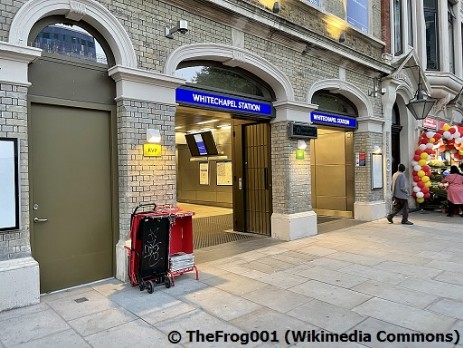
0, 42, 41, 312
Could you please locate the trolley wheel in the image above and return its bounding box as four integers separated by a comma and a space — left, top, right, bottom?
139, 282, 145, 291
146, 280, 154, 294
164, 276, 172, 289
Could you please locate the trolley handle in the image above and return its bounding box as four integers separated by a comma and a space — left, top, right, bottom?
132, 203, 157, 215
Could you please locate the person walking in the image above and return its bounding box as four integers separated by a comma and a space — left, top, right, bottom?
441, 165, 463, 217
387, 163, 413, 225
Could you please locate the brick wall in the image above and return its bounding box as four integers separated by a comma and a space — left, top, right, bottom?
271, 122, 312, 215
116, 99, 176, 237
0, 83, 30, 260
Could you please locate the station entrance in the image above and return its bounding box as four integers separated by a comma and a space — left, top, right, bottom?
174, 62, 275, 249
175, 106, 272, 249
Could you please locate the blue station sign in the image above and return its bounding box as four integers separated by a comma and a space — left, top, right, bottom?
347, 0, 369, 33
176, 87, 274, 118
310, 111, 357, 129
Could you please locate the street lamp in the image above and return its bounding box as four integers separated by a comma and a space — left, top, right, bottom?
406, 74, 436, 120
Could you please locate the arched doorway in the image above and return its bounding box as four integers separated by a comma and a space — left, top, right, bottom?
310, 91, 358, 218
28, 20, 117, 293
391, 102, 403, 174
174, 62, 275, 242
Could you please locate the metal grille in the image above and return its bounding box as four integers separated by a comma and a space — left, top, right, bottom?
193, 214, 255, 249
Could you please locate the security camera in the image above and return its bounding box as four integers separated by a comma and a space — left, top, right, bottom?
177, 20, 188, 34
165, 20, 188, 39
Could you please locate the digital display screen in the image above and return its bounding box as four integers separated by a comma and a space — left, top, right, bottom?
194, 134, 207, 155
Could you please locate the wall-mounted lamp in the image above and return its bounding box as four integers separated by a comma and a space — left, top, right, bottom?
406, 70, 437, 120
297, 140, 307, 150
338, 32, 346, 43
146, 128, 161, 143
272, 1, 281, 13
165, 20, 189, 39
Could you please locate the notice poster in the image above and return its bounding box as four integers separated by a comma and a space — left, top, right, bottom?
199, 162, 209, 185
371, 153, 383, 189
0, 138, 19, 230
216, 161, 232, 186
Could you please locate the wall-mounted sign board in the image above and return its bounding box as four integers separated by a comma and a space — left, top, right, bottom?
0, 138, 20, 231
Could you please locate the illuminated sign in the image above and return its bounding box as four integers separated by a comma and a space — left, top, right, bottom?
310, 111, 357, 129
176, 87, 274, 118
143, 144, 162, 157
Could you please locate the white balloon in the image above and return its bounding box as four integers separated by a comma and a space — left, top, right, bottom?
412, 181, 418, 186
456, 138, 463, 144
419, 144, 427, 151
426, 142, 434, 148
444, 131, 451, 139
416, 191, 424, 198
413, 165, 422, 171
426, 131, 435, 138
413, 186, 421, 193
411, 161, 418, 166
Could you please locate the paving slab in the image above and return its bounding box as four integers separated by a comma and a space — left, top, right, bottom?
351, 279, 438, 309
0, 309, 69, 347
352, 297, 457, 332
289, 279, 371, 309
287, 299, 367, 333
242, 284, 314, 313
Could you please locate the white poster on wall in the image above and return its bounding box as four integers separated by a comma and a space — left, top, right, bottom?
0, 138, 19, 230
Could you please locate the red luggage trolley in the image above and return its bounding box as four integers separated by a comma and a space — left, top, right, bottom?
168, 208, 199, 286
126, 203, 173, 293
126, 203, 198, 293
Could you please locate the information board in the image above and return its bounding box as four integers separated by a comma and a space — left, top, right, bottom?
0, 138, 19, 231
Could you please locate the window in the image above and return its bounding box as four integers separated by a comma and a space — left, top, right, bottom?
346, 0, 369, 33
33, 24, 107, 65
407, 0, 414, 46
424, 0, 439, 70
393, 0, 403, 55
175, 62, 274, 100
448, 2, 455, 73
312, 91, 358, 117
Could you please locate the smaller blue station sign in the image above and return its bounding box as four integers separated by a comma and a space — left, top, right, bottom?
310, 111, 357, 129
176, 87, 274, 118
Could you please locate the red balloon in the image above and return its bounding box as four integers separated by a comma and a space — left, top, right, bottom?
413, 176, 420, 182
418, 181, 425, 188
421, 187, 429, 193
413, 155, 421, 161
412, 192, 417, 198
412, 171, 418, 177
422, 165, 430, 172
415, 149, 423, 155
449, 127, 456, 134
424, 192, 431, 199
419, 139, 428, 145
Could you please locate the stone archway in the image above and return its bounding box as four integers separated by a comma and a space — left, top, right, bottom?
9, 0, 137, 68
164, 43, 294, 102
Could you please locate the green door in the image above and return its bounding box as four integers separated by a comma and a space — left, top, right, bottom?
30, 103, 113, 293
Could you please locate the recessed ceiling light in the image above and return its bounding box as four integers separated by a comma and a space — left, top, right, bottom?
197, 119, 219, 125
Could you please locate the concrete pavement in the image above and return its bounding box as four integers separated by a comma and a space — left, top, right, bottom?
1, 211, 463, 347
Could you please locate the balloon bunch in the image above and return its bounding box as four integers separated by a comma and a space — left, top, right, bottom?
411, 123, 463, 204
436, 124, 463, 160
411, 131, 436, 204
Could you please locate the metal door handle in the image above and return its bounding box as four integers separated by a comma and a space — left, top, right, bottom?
34, 217, 48, 223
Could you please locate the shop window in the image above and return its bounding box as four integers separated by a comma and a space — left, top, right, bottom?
32, 24, 107, 65
424, 0, 439, 70
312, 91, 357, 117
346, 0, 369, 33
175, 62, 274, 100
